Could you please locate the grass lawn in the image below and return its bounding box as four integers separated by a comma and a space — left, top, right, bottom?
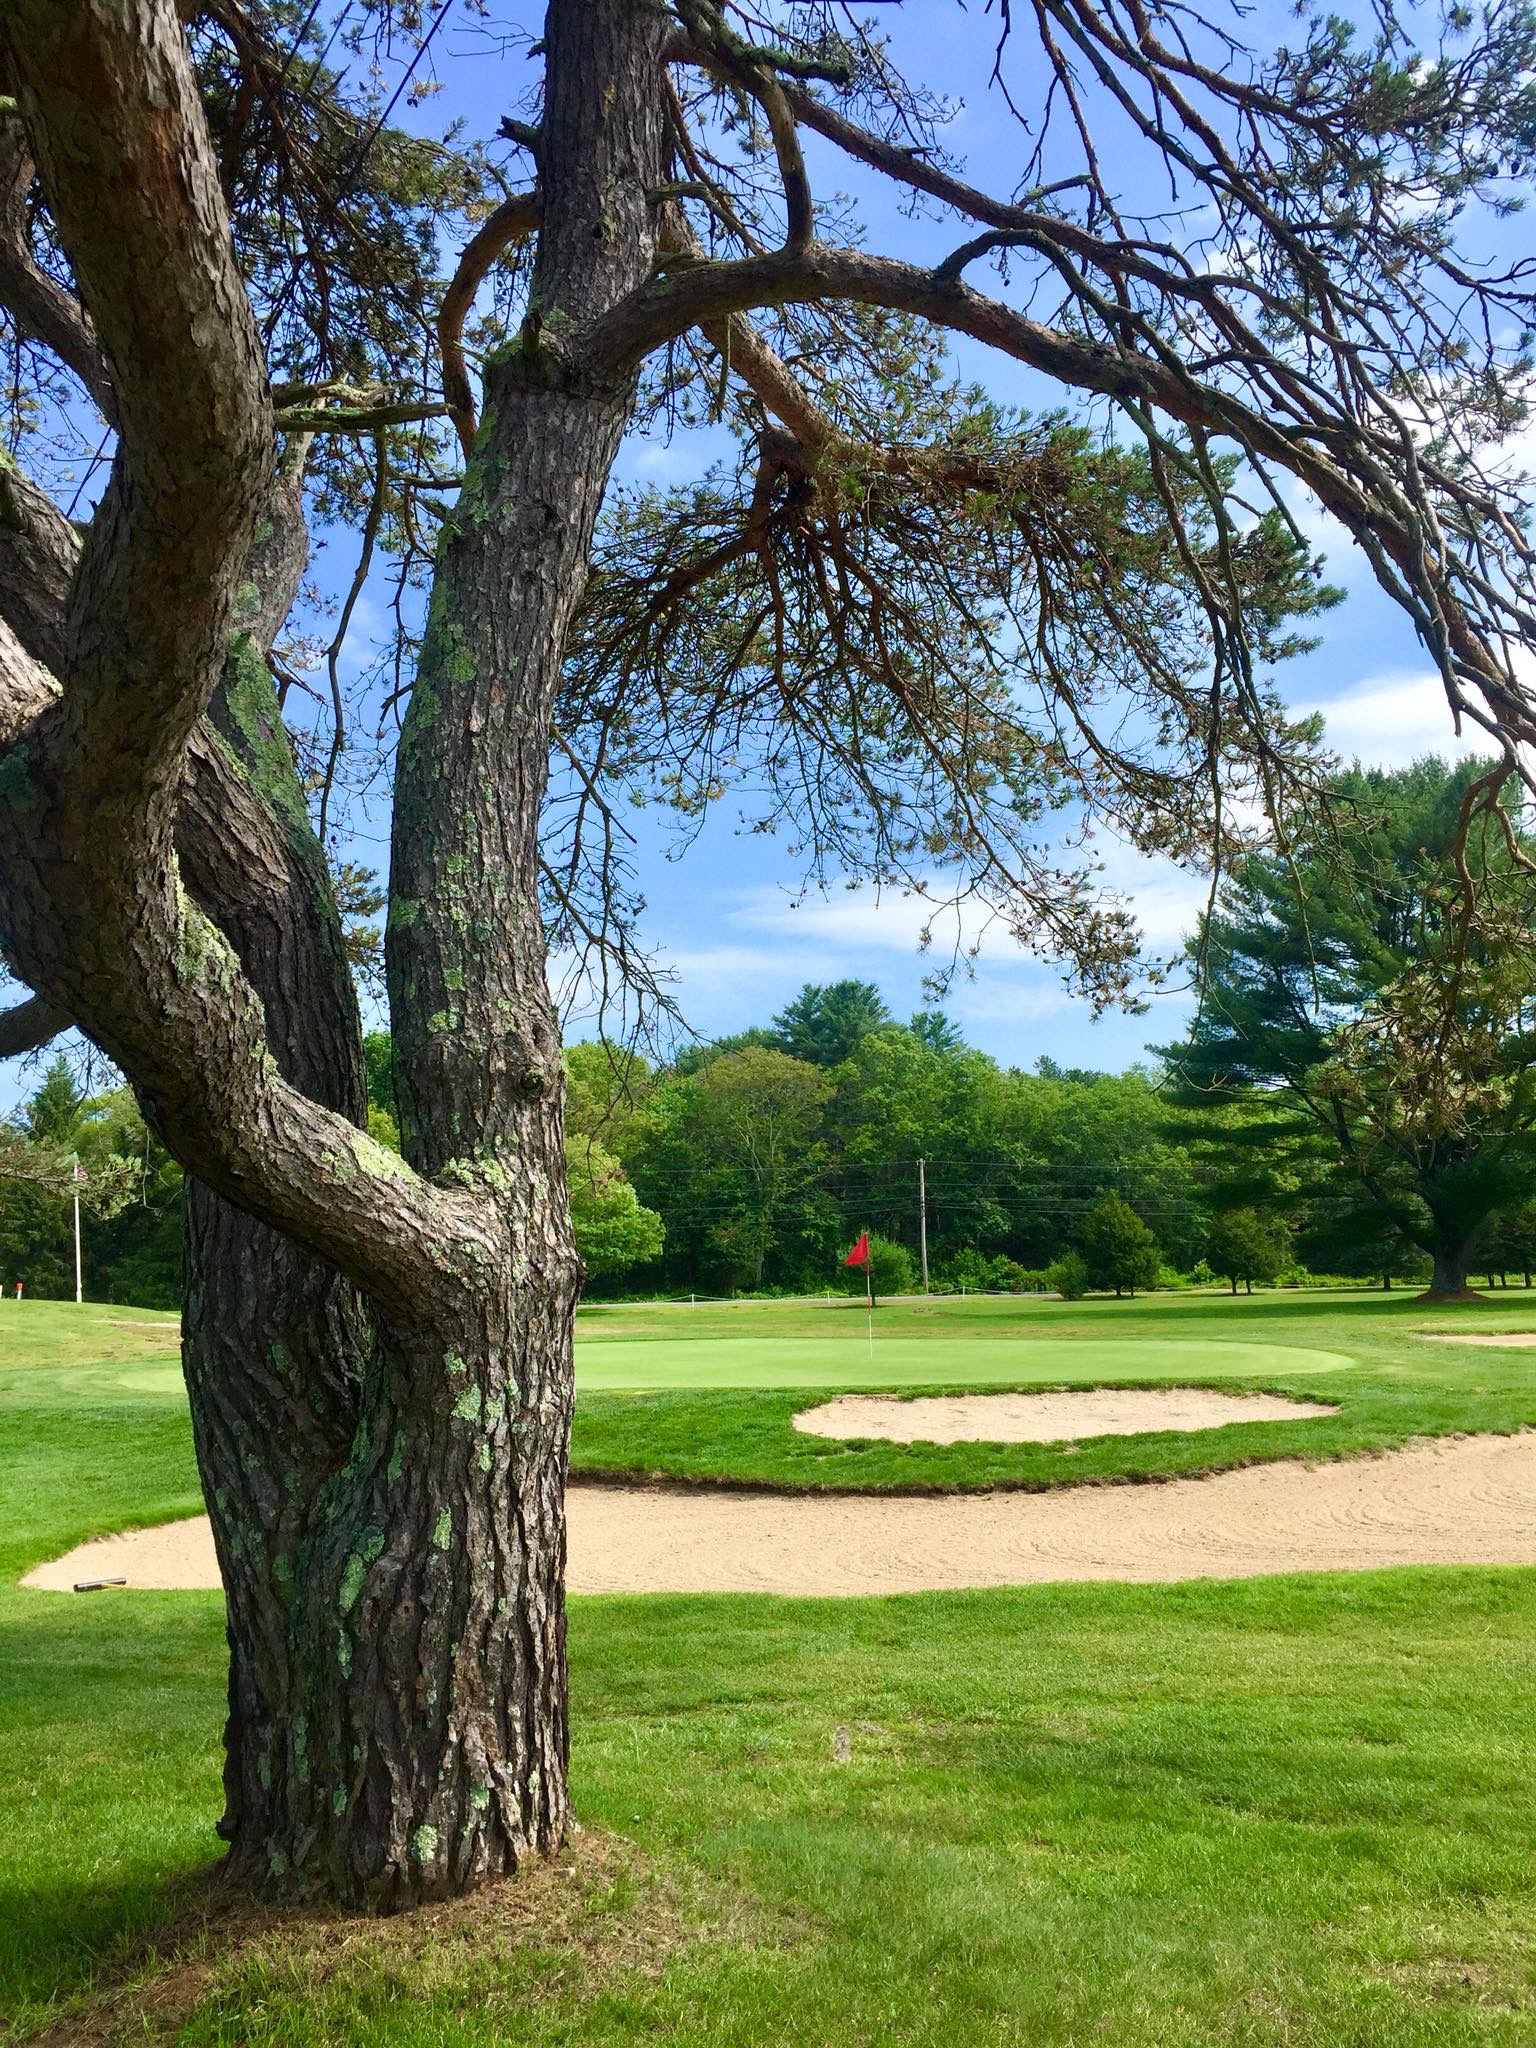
46, 1288, 1536, 1492
4, 1292, 1536, 2042
570, 1286, 1536, 1491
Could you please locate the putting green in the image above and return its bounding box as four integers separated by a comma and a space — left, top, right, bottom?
573, 1335, 1354, 1392
94, 1334, 1354, 1401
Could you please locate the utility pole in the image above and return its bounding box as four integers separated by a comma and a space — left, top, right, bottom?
71, 1156, 84, 1305
918, 1157, 930, 1292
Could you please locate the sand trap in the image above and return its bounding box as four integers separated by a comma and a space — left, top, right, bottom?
1420, 1332, 1536, 1348
793, 1388, 1337, 1444
22, 1433, 1536, 1596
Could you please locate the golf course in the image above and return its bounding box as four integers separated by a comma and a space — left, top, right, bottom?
6, 1288, 1536, 2043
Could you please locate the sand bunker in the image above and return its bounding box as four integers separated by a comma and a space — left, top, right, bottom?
23, 1433, 1536, 1596
793, 1388, 1337, 1444
1420, 1332, 1536, 1348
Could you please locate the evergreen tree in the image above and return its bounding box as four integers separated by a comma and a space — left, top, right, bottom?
1167, 758, 1536, 1295
772, 983, 891, 1069
1078, 1194, 1161, 1298
908, 1011, 964, 1055
26, 1056, 83, 1145
1480, 1204, 1536, 1288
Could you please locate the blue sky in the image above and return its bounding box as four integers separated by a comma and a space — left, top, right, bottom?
7, 0, 1499, 1115
310, 0, 1492, 1072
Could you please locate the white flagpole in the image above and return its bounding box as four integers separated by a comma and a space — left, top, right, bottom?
72, 1157, 83, 1304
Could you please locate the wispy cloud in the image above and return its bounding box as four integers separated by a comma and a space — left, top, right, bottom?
729, 883, 960, 954
696, 858, 1212, 993
1294, 668, 1480, 769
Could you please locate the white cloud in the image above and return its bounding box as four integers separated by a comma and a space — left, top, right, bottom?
704, 859, 1214, 987
729, 883, 958, 954
1088, 841, 1214, 951
1292, 668, 1480, 770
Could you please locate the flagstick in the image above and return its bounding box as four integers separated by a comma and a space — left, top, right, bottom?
72, 1154, 83, 1305
865, 1256, 873, 1359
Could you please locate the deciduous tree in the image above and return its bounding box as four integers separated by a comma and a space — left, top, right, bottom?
1205, 1207, 1291, 1295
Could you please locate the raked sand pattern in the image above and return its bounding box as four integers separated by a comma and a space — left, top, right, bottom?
23, 1431, 1536, 1597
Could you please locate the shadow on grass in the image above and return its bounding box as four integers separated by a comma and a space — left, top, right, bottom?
7, 1831, 712, 2048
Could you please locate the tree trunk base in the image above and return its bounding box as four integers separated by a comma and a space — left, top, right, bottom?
1413, 1286, 1488, 1304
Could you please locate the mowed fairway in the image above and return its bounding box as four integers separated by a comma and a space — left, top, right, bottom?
5, 1292, 1536, 2043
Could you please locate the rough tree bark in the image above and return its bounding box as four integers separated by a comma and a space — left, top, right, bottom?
0, 252, 379, 1877
1426, 1240, 1478, 1297
314, 0, 669, 1902
0, 0, 664, 1905
178, 467, 375, 1876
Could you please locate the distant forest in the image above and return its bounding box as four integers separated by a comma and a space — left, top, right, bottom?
9, 755, 1536, 1305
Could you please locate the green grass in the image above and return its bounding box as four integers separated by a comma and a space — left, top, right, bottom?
571, 1287, 1536, 1491
5, 1293, 1536, 2042
30, 1288, 1536, 1494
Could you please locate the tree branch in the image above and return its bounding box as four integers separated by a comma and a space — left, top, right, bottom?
437, 192, 541, 456
0, 122, 116, 421
0, 3, 479, 1326
675, 3, 814, 253
0, 451, 78, 673
4, 0, 273, 795
586, 242, 1532, 747
0, 990, 67, 1056
273, 399, 449, 434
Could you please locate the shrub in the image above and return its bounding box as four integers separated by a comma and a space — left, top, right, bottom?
1078, 1194, 1161, 1297
1205, 1208, 1291, 1294
1047, 1249, 1089, 1300
938, 1251, 1044, 1293
842, 1233, 917, 1298
990, 1257, 1034, 1292
940, 1247, 994, 1292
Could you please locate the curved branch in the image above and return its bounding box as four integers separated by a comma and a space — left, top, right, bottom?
0, 453, 78, 672
437, 192, 540, 456
676, 3, 814, 254
586, 243, 1531, 744
0, 3, 480, 1326
4, 0, 273, 790
0, 122, 116, 421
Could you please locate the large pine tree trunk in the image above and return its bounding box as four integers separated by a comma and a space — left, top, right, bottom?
182, 1200, 369, 1873
164, 0, 665, 1907
175, 481, 376, 1874
1422, 1205, 1481, 1297
1427, 1242, 1477, 1294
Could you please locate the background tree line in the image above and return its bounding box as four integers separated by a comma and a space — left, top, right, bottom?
7, 753, 1536, 1307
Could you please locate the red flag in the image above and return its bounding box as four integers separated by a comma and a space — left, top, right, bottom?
843, 1231, 870, 1268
